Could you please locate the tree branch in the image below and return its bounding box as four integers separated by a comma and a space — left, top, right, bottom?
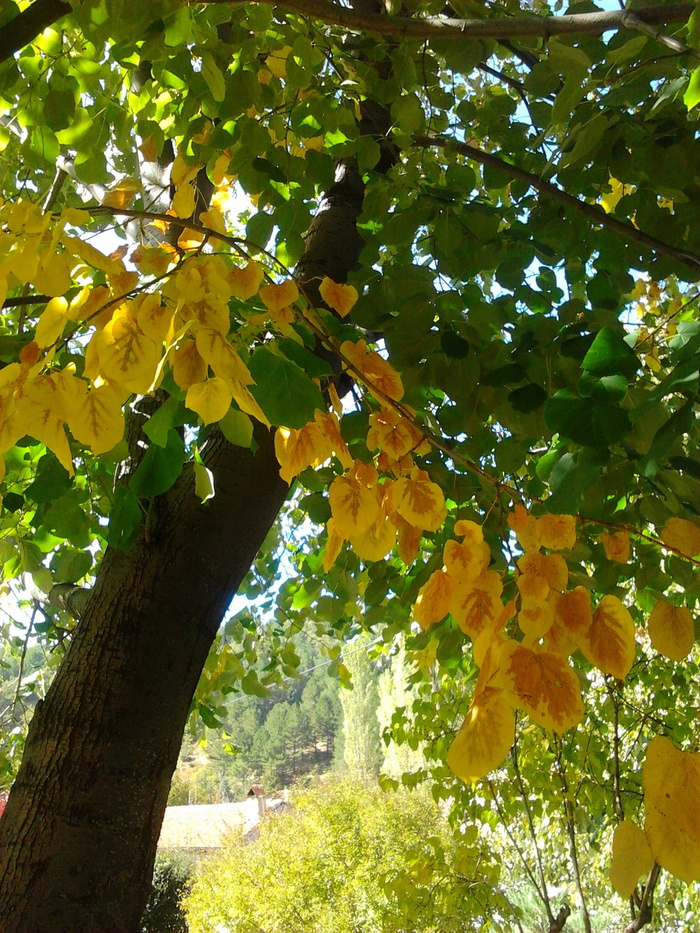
194, 0, 694, 42
414, 134, 700, 275
0, 0, 71, 66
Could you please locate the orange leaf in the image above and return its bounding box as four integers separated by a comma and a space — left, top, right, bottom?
497, 641, 584, 734
581, 595, 636, 679
601, 531, 630, 564
319, 277, 358, 317
413, 568, 455, 630
517, 551, 568, 591
537, 513, 576, 550
450, 571, 503, 640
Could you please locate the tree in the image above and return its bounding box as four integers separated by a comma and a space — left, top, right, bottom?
0, 0, 699, 930
184, 778, 505, 933
340, 636, 382, 777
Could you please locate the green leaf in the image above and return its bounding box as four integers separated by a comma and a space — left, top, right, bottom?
51, 549, 92, 584
249, 348, 325, 428
130, 430, 185, 498
241, 671, 270, 697
391, 94, 424, 134
545, 451, 600, 513
142, 397, 188, 448
544, 390, 631, 447
201, 52, 226, 102
43, 496, 92, 548
640, 399, 695, 479
25, 454, 72, 504
219, 409, 253, 448
581, 326, 639, 379
278, 338, 333, 377
508, 384, 547, 413
684, 66, 700, 110
106, 487, 142, 552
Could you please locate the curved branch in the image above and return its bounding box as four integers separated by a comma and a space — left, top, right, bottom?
194, 0, 694, 42
414, 134, 700, 275
0, 0, 71, 66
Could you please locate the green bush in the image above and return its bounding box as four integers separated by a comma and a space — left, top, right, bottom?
141, 851, 194, 933
185, 778, 507, 933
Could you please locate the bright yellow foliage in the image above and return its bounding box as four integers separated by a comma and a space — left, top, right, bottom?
661, 517, 700, 558
329, 472, 380, 537
537, 513, 576, 551
647, 600, 695, 662
319, 277, 358, 318
447, 687, 515, 783
69, 384, 124, 455
186, 377, 233, 424
609, 821, 654, 898
582, 595, 636, 679
496, 641, 584, 734
259, 280, 299, 314
601, 531, 631, 564
393, 467, 446, 531
229, 261, 264, 300
340, 339, 404, 402
413, 568, 455, 630
644, 735, 700, 883
275, 421, 334, 484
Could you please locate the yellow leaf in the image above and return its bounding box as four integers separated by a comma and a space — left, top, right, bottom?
265, 45, 291, 78
34, 250, 72, 297
314, 412, 352, 471
35, 296, 70, 348
319, 277, 358, 317
648, 600, 695, 662
582, 595, 636, 679
229, 380, 271, 428
259, 280, 299, 314
443, 537, 490, 584
329, 473, 380, 537
16, 376, 74, 475
185, 377, 233, 424
517, 551, 568, 591
196, 328, 253, 386
644, 735, 700, 883
63, 235, 124, 277
366, 407, 424, 460
537, 513, 576, 551
102, 178, 141, 210
413, 568, 456, 630
212, 151, 231, 187
450, 571, 503, 640
172, 339, 208, 391
447, 687, 515, 783
518, 601, 554, 639
551, 586, 592, 647
134, 293, 173, 343
198, 206, 226, 235
323, 517, 345, 572
340, 338, 404, 402
516, 573, 549, 604
274, 422, 334, 484
172, 183, 196, 219
497, 641, 584, 734
94, 311, 161, 393
393, 467, 446, 531
661, 516, 700, 558
395, 513, 422, 565
609, 821, 654, 899
68, 384, 124, 455
507, 503, 540, 552
171, 155, 203, 188
229, 261, 264, 300
348, 513, 396, 562
601, 530, 631, 564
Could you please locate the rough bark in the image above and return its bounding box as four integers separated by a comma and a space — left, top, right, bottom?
0, 428, 288, 931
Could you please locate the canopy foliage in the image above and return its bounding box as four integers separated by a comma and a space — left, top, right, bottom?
2, 0, 700, 928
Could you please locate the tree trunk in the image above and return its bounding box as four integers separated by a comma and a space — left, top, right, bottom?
0, 428, 288, 931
